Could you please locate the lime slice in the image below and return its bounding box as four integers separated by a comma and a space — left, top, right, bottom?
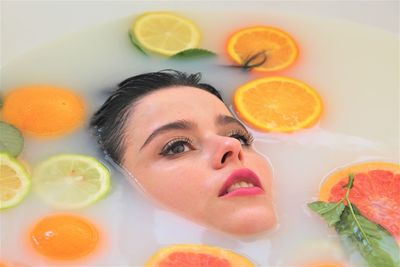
33, 154, 110, 209
130, 12, 201, 56
0, 153, 31, 210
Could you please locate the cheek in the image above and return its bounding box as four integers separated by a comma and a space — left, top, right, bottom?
132, 160, 211, 206
245, 152, 274, 188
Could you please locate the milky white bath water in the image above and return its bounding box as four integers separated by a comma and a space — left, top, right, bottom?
0, 7, 398, 267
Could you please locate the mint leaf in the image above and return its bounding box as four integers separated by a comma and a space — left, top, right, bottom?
170, 48, 216, 59
128, 32, 148, 56
308, 201, 345, 226
336, 205, 399, 267
0, 121, 24, 157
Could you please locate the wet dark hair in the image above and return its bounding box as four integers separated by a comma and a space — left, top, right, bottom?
90, 69, 224, 164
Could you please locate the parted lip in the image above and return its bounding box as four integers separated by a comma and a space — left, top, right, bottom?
218, 168, 263, 197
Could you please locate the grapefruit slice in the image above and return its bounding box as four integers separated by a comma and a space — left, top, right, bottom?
319, 162, 400, 242
145, 244, 255, 267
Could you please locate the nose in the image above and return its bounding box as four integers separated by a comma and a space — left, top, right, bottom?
211, 136, 243, 169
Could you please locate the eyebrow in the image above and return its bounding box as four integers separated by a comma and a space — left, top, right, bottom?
140, 120, 196, 150
139, 114, 247, 151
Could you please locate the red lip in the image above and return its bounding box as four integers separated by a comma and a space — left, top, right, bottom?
218, 168, 264, 198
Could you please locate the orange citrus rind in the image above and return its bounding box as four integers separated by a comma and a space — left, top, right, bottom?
233, 76, 323, 133
145, 244, 256, 267
2, 85, 86, 137
29, 214, 99, 260
226, 26, 298, 72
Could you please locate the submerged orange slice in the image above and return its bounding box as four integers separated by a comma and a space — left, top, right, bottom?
319, 162, 400, 242
2, 85, 86, 137
30, 214, 99, 260
233, 76, 323, 132
145, 244, 255, 267
226, 26, 298, 71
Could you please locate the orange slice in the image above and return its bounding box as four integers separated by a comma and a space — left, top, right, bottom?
319, 162, 400, 242
233, 76, 323, 132
145, 244, 255, 267
29, 214, 99, 260
226, 26, 298, 71
2, 85, 86, 137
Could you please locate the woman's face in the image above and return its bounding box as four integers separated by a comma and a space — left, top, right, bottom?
122, 86, 276, 235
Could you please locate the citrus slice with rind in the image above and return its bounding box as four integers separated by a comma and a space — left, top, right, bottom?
130, 12, 201, 56
0, 153, 31, 210
145, 244, 255, 267
233, 76, 323, 132
32, 154, 110, 209
2, 85, 86, 137
226, 26, 298, 71
319, 161, 400, 242
30, 214, 99, 260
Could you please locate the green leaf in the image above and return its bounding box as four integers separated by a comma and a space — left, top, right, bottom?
128, 32, 148, 56
336, 205, 399, 267
308, 201, 345, 226
0, 121, 24, 157
170, 48, 217, 60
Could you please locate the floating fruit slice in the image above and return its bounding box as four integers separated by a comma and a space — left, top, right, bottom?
145, 244, 255, 267
233, 76, 323, 132
226, 26, 298, 71
0, 153, 31, 210
2, 85, 86, 137
319, 162, 400, 242
30, 214, 99, 260
0, 121, 24, 157
305, 262, 345, 267
32, 154, 110, 209
130, 12, 201, 56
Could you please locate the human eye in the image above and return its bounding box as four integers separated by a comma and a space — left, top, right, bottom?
159, 137, 194, 156
227, 129, 254, 147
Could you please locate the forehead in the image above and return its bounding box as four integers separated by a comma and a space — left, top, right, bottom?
131, 86, 229, 123
124, 86, 231, 140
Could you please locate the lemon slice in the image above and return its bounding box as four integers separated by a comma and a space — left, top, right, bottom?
0, 153, 31, 210
32, 154, 110, 209
130, 12, 201, 56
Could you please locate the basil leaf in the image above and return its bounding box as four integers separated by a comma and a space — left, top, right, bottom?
0, 121, 24, 157
128, 32, 148, 56
308, 201, 345, 226
336, 205, 399, 267
170, 48, 217, 59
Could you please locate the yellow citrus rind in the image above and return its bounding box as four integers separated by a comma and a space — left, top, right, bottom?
131, 12, 201, 56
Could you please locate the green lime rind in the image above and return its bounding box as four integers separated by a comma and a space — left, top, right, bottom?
0, 153, 31, 210
32, 153, 111, 209
128, 32, 148, 56
0, 121, 24, 157
170, 48, 217, 60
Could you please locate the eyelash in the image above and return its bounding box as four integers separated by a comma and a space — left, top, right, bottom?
227, 129, 254, 147
159, 130, 254, 157
159, 137, 193, 156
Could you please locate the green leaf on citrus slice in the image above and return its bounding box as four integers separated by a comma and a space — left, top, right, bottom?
32, 154, 110, 209
0, 153, 31, 210
170, 48, 217, 59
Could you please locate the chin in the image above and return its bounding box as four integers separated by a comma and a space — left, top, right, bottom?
214, 205, 277, 236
